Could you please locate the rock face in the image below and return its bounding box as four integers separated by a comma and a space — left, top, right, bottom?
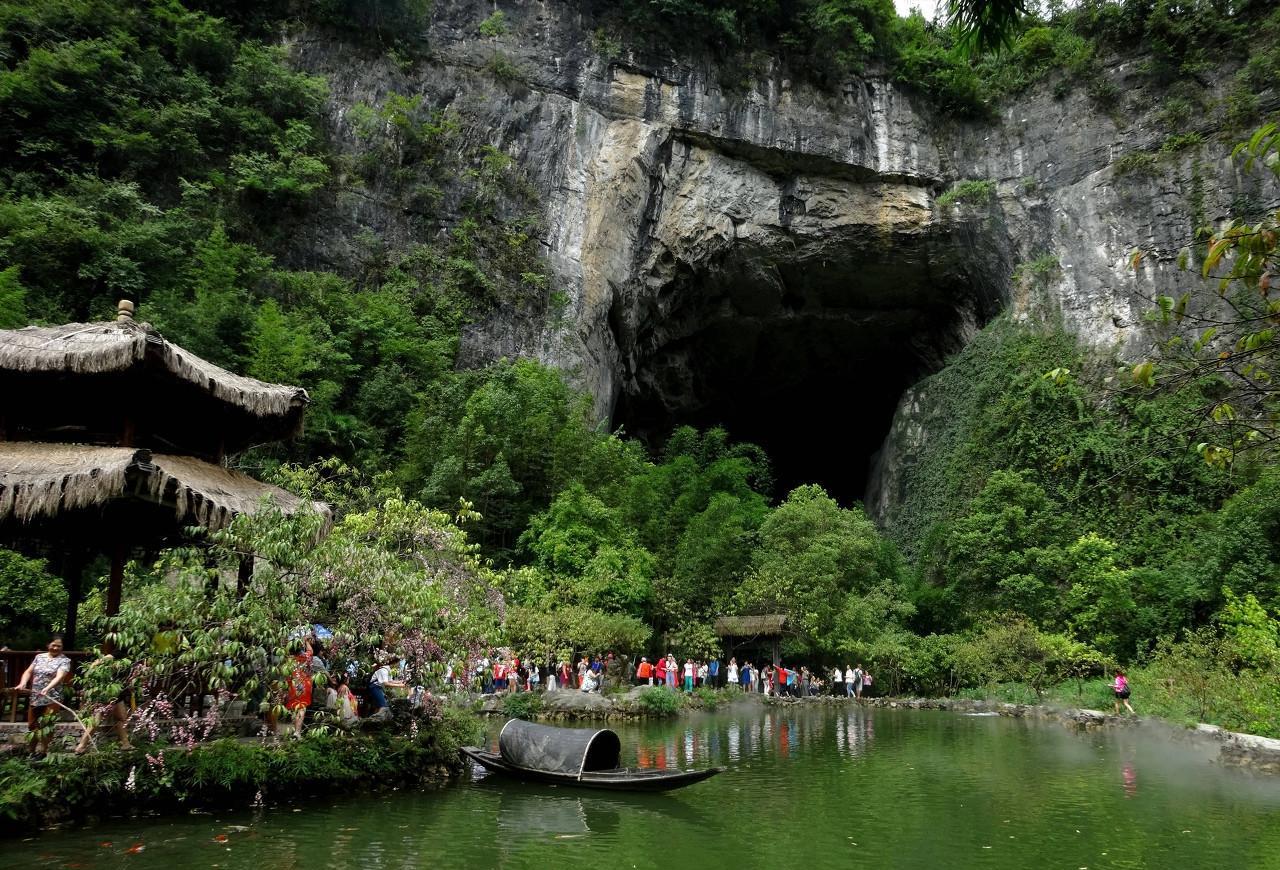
291, 0, 1280, 512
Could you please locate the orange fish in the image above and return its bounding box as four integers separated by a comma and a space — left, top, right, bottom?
213, 834, 229, 843
126, 842, 145, 854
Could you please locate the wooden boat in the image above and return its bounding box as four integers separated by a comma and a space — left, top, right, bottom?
461, 719, 722, 792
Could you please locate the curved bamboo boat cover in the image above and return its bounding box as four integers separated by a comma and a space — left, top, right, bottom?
498, 719, 622, 777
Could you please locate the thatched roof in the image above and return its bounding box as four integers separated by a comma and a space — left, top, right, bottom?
714, 614, 788, 637
0, 442, 329, 531
0, 320, 307, 425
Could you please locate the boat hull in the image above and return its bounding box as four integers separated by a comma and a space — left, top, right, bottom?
460, 746, 721, 792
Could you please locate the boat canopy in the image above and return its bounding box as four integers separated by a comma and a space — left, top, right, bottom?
498, 719, 622, 777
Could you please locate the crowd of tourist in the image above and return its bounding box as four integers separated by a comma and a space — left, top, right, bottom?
440, 649, 879, 699
9, 632, 1143, 757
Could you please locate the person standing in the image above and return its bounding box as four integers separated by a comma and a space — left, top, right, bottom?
683, 658, 695, 693
1113, 670, 1135, 715
558, 660, 573, 691
636, 656, 651, 686
17, 636, 72, 757
853, 664, 865, 699
726, 657, 739, 689
708, 657, 720, 688
741, 661, 752, 692
844, 665, 855, 698
334, 677, 359, 726
368, 656, 404, 716
831, 666, 843, 696
73, 653, 134, 755
284, 640, 314, 738
697, 661, 709, 688
666, 654, 678, 688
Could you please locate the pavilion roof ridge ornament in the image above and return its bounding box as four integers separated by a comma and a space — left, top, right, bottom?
0, 302, 308, 427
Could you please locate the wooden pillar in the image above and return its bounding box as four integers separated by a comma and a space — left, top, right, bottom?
237, 555, 253, 598
62, 555, 85, 651
106, 540, 125, 617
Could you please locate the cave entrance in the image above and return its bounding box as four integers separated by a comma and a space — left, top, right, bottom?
610, 228, 1004, 507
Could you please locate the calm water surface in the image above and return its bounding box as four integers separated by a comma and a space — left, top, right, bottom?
6, 704, 1280, 869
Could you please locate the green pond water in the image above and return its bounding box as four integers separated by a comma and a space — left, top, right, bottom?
6, 705, 1280, 869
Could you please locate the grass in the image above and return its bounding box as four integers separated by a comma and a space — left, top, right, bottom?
937, 179, 996, 208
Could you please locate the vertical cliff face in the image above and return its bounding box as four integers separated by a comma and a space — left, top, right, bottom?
291, 1, 1279, 511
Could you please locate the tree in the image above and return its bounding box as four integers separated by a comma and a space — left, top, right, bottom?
1062, 533, 1137, 657
519, 484, 654, 619
0, 549, 66, 649
946, 0, 1028, 53
735, 485, 908, 655
934, 470, 1073, 624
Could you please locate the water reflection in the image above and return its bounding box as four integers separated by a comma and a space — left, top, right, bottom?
623, 707, 878, 771
9, 708, 1280, 870
835, 707, 876, 758
1122, 761, 1138, 799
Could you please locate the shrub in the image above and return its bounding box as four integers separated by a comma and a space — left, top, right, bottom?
937, 179, 995, 208
1114, 151, 1158, 177
636, 686, 680, 716
502, 691, 543, 720
478, 11, 508, 38
690, 685, 723, 709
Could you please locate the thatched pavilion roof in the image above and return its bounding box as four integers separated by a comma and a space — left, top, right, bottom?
714, 614, 788, 637
0, 319, 307, 431
0, 442, 329, 531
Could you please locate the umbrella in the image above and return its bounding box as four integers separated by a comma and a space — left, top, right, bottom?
289, 623, 335, 641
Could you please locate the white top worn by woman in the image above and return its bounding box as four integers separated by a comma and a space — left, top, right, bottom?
844, 668, 855, 683
727, 663, 739, 682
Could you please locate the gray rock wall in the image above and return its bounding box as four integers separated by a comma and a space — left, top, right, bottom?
289, 1, 1280, 520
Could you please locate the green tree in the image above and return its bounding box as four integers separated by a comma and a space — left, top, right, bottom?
735, 484, 907, 655
0, 549, 66, 649
1062, 533, 1137, 657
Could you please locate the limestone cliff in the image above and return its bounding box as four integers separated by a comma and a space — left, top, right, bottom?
287, 0, 1280, 520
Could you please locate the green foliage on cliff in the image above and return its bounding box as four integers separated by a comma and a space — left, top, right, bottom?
936, 179, 995, 207
609, 0, 1280, 120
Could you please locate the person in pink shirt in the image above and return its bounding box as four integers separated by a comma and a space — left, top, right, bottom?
1113, 669, 1135, 715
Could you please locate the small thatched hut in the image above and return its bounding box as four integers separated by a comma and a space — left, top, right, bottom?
714, 614, 788, 665
0, 301, 328, 647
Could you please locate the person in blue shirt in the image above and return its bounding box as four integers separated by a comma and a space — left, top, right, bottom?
708, 658, 720, 688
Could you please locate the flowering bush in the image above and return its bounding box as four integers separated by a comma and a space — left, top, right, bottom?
83, 469, 504, 745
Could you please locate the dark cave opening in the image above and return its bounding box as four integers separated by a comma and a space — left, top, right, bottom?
609, 230, 1006, 507
614, 312, 947, 506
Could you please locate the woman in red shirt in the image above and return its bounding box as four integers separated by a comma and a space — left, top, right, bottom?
654, 655, 667, 687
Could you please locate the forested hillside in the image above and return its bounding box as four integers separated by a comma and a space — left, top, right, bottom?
2, 0, 1279, 734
